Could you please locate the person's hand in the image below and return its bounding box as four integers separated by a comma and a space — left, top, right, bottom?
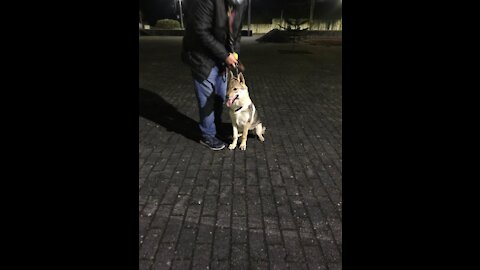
225, 53, 238, 68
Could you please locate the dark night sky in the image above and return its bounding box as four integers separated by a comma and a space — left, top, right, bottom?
140, 0, 341, 25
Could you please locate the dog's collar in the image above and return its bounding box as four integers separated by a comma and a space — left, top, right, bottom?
234, 102, 252, 113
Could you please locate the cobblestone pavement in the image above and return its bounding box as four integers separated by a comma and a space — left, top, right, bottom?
139, 36, 342, 270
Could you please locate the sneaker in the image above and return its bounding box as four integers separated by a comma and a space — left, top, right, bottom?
200, 135, 225, 151
216, 123, 232, 143
215, 132, 230, 143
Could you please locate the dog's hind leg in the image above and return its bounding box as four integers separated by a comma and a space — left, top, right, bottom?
255, 124, 265, 142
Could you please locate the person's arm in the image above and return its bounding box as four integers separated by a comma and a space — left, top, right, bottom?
192, 0, 230, 63
233, 32, 242, 55
233, 3, 247, 55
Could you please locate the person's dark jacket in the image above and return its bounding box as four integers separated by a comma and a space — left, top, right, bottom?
181, 0, 246, 81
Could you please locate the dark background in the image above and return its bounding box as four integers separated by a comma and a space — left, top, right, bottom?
2, 0, 475, 269
139, 0, 342, 25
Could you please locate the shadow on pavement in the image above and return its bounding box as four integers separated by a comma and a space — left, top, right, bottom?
139, 87, 201, 143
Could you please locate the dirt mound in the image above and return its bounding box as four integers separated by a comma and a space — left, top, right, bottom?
256, 29, 291, 43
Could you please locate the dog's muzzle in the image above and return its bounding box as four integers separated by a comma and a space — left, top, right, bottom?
226, 94, 239, 107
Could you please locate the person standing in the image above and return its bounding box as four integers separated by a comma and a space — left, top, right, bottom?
181, 0, 247, 150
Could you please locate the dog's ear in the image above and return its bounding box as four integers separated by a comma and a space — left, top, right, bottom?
238, 73, 245, 84
229, 70, 235, 80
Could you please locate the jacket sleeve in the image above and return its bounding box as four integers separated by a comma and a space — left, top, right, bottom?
234, 29, 242, 55
192, 0, 229, 63
233, 3, 247, 55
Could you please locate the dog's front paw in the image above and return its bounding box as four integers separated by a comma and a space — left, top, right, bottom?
229, 143, 237, 150
239, 143, 247, 151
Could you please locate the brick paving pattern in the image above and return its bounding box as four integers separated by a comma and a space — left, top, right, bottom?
139, 36, 342, 270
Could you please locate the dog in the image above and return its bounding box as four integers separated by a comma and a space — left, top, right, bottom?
225, 70, 266, 150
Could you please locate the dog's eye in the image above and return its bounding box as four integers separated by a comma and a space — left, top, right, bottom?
233, 88, 237, 91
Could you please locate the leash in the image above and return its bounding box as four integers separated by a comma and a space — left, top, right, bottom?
232, 63, 239, 78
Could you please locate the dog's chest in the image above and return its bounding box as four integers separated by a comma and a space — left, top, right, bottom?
230, 103, 260, 128
233, 110, 251, 126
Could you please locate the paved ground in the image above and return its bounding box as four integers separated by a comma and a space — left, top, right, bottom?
139, 36, 342, 270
